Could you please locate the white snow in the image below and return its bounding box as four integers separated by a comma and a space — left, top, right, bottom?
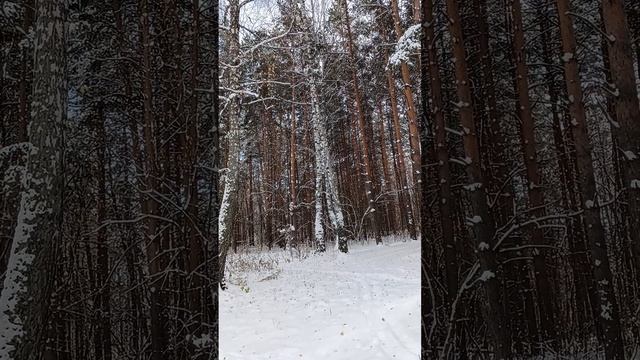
220, 239, 420, 360
192, 333, 214, 348
467, 215, 482, 224
388, 24, 421, 67
601, 302, 613, 320
623, 150, 638, 160
463, 182, 482, 191
561, 52, 574, 62
478, 270, 495, 282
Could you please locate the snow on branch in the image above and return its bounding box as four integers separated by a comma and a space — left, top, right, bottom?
387, 24, 421, 67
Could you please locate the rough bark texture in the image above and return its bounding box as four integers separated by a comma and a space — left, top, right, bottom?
508, 0, 556, 346
556, 0, 625, 357
342, 0, 382, 244
444, 0, 511, 356
601, 0, 640, 288
218, 0, 242, 286
0, 0, 66, 357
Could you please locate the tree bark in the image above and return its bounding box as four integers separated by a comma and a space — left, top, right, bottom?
218, 0, 242, 286
443, 0, 511, 357
0, 0, 66, 357
600, 0, 640, 290
138, 0, 168, 357
556, 0, 626, 357
507, 0, 556, 346
382, 43, 417, 239
390, 0, 422, 191
342, 0, 382, 244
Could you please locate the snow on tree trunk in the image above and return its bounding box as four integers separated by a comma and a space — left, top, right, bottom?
341, 0, 382, 244
0, 0, 66, 357
312, 89, 326, 252
310, 63, 347, 253
218, 0, 242, 287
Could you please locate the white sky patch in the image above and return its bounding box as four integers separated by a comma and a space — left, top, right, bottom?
220, 0, 280, 37
220, 0, 333, 37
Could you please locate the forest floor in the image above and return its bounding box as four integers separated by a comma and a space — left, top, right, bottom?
219, 236, 421, 360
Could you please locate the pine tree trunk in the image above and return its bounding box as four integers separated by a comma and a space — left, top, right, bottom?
342, 0, 382, 244
424, 0, 456, 307
444, 0, 511, 356
508, 0, 556, 347
185, 0, 205, 339
473, 0, 512, 226
600, 0, 640, 290
383, 48, 416, 239
95, 101, 112, 360
138, 0, 168, 357
556, 0, 626, 357
390, 0, 422, 193
0, 0, 66, 357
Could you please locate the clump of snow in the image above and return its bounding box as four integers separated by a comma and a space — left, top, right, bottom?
467, 215, 482, 224
478, 270, 495, 282
601, 302, 613, 320
454, 101, 471, 108
463, 182, 482, 191
623, 150, 638, 160
388, 24, 421, 67
192, 334, 214, 348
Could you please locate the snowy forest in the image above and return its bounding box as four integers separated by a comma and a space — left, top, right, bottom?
423, 0, 640, 358
216, 0, 422, 261
218, 0, 421, 358
1, 0, 219, 359
2, 0, 640, 358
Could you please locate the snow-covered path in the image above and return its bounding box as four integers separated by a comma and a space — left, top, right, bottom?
219, 239, 421, 360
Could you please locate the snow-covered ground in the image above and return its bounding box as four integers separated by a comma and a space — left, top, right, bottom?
220, 238, 421, 360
